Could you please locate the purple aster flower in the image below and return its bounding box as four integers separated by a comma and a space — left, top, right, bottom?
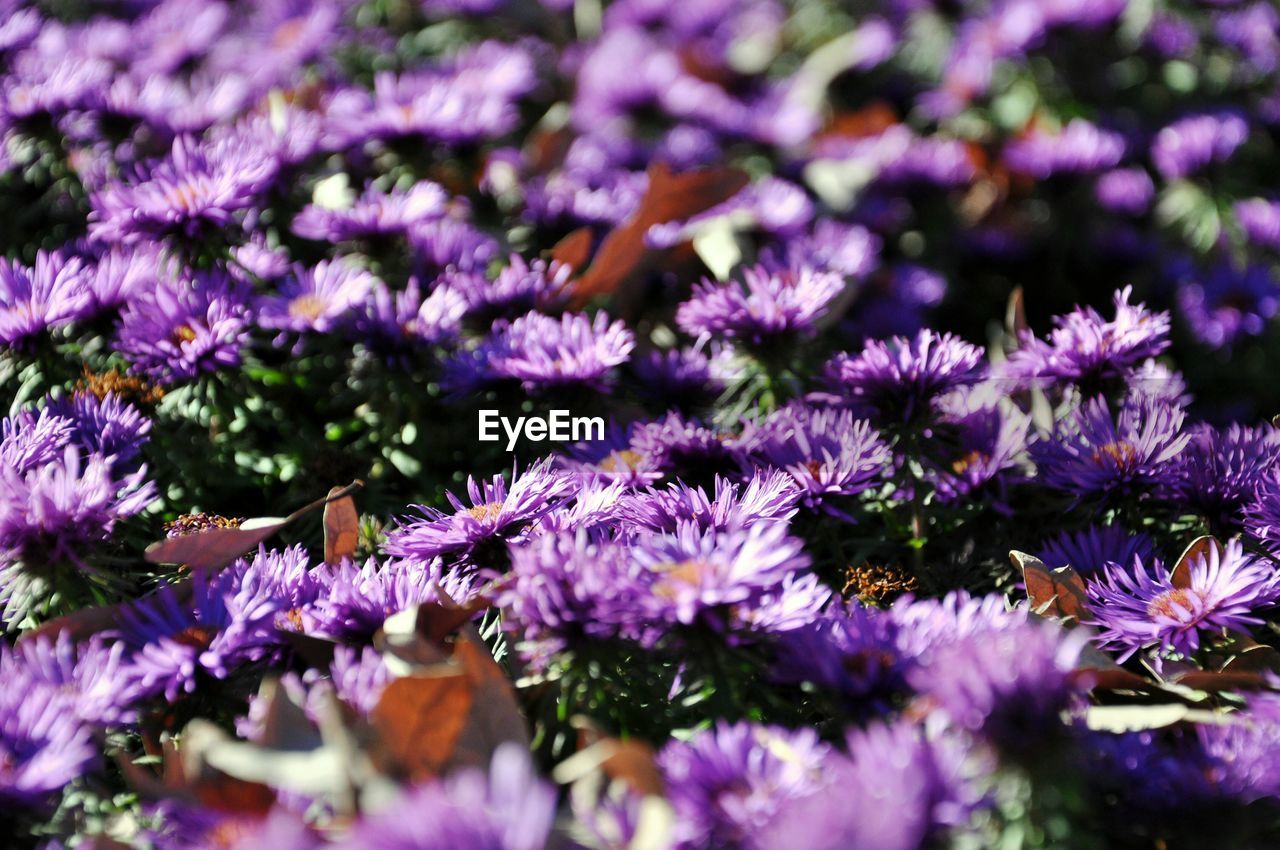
743, 403, 891, 514
760, 718, 983, 850
437, 255, 573, 327
615, 470, 801, 534
657, 722, 832, 849
326, 42, 537, 147
1151, 111, 1250, 181
0, 406, 72, 474
1212, 2, 1280, 76
1235, 198, 1280, 249
1199, 690, 1280, 804
384, 461, 576, 564
257, 260, 378, 335
629, 520, 824, 632
328, 644, 393, 717
1174, 261, 1280, 351
1, 55, 112, 126
305, 556, 477, 640
823, 330, 986, 425
0, 645, 97, 809
771, 601, 904, 704
0, 251, 94, 348
449, 312, 634, 394
334, 744, 555, 850
10, 633, 145, 726
115, 270, 250, 383
1004, 287, 1170, 391
112, 578, 279, 701
1085, 539, 1279, 662
890, 590, 1028, 660
762, 220, 881, 281
1079, 729, 1215, 813
407, 218, 500, 274
922, 390, 1030, 505
630, 340, 734, 408
0, 445, 155, 571
908, 620, 1086, 750
1173, 423, 1280, 533
90, 135, 278, 244
1095, 167, 1156, 215
43, 391, 151, 470
1245, 470, 1280, 549
1031, 391, 1189, 503
291, 181, 449, 243
645, 177, 814, 250
217, 544, 325, 640
676, 265, 845, 348
1037, 524, 1156, 576
1003, 119, 1126, 178
501, 530, 665, 661
628, 411, 744, 488
206, 0, 343, 88
89, 247, 164, 312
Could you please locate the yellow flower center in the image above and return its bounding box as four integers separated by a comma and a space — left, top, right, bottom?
1146, 587, 1198, 620
1092, 440, 1137, 467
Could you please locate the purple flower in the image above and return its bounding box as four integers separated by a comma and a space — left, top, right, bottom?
115, 270, 250, 383
908, 620, 1086, 749
1174, 261, 1280, 350
1003, 119, 1126, 178
922, 390, 1030, 504
658, 722, 832, 849
407, 218, 500, 274
334, 744, 556, 850
1151, 111, 1250, 180
327, 42, 537, 147
824, 330, 986, 425
630, 341, 734, 408
1200, 691, 1280, 803
1037, 524, 1156, 576
1245, 469, 1280, 549
10, 633, 145, 726
112, 579, 278, 701
677, 265, 845, 347
1005, 287, 1170, 390
449, 312, 634, 394
0, 644, 97, 808
1095, 167, 1155, 215
629, 411, 744, 487
90, 135, 278, 244
1085, 539, 1279, 662
1031, 392, 1189, 503
1173, 423, 1280, 533
305, 557, 471, 640
384, 461, 576, 564
763, 220, 881, 280
0, 445, 155, 570
258, 260, 378, 335
616, 470, 801, 534
771, 601, 904, 703
437, 255, 573, 327
1235, 198, 1280, 249
743, 404, 891, 514
89, 247, 164, 311
291, 181, 449, 243
760, 719, 982, 850
812, 126, 977, 188
43, 391, 151, 470
890, 590, 1028, 659
0, 251, 94, 348
328, 645, 393, 716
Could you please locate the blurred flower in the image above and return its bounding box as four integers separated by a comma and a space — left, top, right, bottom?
1037, 524, 1156, 576
677, 265, 845, 348
1095, 167, 1155, 215
1174, 261, 1280, 350
291, 181, 449, 243
1151, 111, 1249, 180
257, 260, 378, 335
1003, 119, 1125, 178
0, 252, 94, 348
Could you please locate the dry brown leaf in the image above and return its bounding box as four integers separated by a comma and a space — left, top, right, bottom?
1012, 550, 1090, 623
323, 486, 360, 565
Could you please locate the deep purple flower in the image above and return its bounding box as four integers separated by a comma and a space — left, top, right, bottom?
1245, 469, 1280, 549
1005, 287, 1170, 390
1173, 423, 1280, 532
0, 446, 156, 570
908, 620, 1086, 748
305, 557, 472, 640
744, 403, 891, 514
763, 220, 881, 280
1085, 540, 1279, 662
630, 340, 734, 408
771, 601, 903, 702
1095, 168, 1155, 215
10, 633, 145, 726
0, 251, 94, 348
449, 312, 634, 393
358, 277, 468, 354
384, 461, 576, 564
1236, 198, 1280, 249
437, 256, 573, 326
616, 471, 800, 534
1199, 691, 1280, 804
1031, 392, 1189, 503
291, 181, 449, 243
1151, 112, 1250, 180
258, 260, 378, 335
890, 590, 1028, 659
1003, 119, 1125, 178
658, 722, 832, 849
326, 42, 537, 147
334, 745, 555, 850
1037, 524, 1156, 576
824, 330, 986, 425
90, 135, 278, 244
676, 265, 845, 347
115, 270, 250, 383
760, 719, 982, 850
629, 411, 744, 487
328, 645, 393, 716
922, 390, 1030, 504
1174, 261, 1280, 350
407, 218, 500, 274
43, 391, 151, 470
112, 579, 278, 701
0, 645, 97, 808
89, 247, 164, 311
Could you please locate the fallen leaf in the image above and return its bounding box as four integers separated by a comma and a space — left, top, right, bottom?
369, 666, 474, 781
323, 486, 360, 565
1012, 550, 1090, 623
1170, 535, 1224, 590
